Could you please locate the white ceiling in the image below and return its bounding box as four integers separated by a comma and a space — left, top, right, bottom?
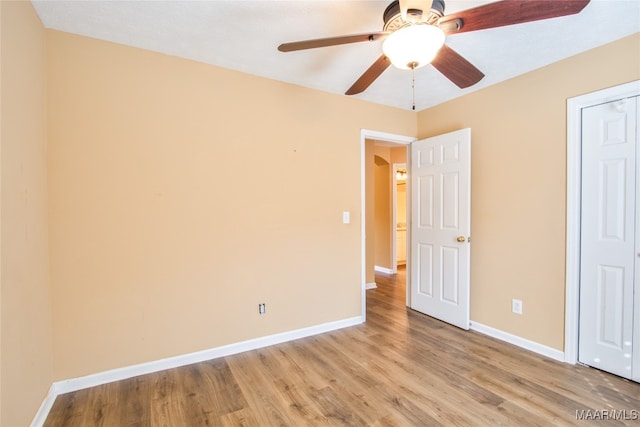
32, 0, 640, 111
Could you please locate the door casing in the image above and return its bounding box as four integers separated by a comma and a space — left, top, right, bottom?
565, 80, 640, 366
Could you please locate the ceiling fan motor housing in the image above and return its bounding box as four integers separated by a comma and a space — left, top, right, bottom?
383, 0, 446, 31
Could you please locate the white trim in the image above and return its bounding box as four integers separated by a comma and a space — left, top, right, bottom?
470, 321, 565, 362
366, 282, 378, 290
361, 130, 416, 145
565, 80, 640, 364
360, 129, 416, 321
374, 265, 395, 274
31, 316, 362, 426
55, 316, 362, 394
30, 385, 58, 427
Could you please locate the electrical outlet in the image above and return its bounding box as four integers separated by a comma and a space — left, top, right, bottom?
512, 299, 523, 315
258, 303, 266, 315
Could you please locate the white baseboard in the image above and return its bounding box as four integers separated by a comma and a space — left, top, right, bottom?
366, 282, 377, 290
31, 384, 58, 427
470, 321, 565, 362
31, 315, 363, 426
374, 266, 394, 274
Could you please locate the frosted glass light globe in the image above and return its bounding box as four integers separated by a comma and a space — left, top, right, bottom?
382, 24, 445, 70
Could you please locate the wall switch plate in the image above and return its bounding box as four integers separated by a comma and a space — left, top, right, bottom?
342, 211, 350, 224
512, 299, 523, 315
258, 303, 266, 315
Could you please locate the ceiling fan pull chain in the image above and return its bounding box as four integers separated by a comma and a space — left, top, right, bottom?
411, 63, 416, 111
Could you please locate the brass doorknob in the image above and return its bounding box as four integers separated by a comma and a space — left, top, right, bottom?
456, 236, 466, 243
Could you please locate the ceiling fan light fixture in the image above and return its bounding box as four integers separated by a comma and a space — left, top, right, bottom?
382, 24, 445, 70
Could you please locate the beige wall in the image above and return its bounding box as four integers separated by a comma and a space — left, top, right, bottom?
374, 155, 391, 269
1, 2, 54, 426
389, 146, 407, 165
364, 141, 376, 285
46, 30, 416, 381
1, 3, 3, 421
417, 33, 640, 350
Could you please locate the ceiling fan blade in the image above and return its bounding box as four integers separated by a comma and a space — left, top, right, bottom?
431, 45, 484, 89
439, 0, 590, 34
400, 0, 434, 21
278, 32, 389, 52
346, 55, 391, 95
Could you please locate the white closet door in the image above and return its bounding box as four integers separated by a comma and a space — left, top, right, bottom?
579, 97, 638, 380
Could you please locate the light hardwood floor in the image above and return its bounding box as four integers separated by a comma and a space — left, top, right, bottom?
45, 267, 639, 426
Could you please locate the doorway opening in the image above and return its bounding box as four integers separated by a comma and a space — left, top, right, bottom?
360, 130, 415, 320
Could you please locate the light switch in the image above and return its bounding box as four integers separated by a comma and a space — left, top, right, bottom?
342, 211, 350, 224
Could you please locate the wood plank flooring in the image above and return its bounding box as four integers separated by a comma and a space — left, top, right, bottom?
44, 267, 640, 426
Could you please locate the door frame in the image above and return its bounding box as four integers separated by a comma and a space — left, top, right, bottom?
565, 80, 640, 364
361, 129, 416, 320
392, 162, 407, 270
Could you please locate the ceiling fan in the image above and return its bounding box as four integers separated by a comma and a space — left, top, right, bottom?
278, 0, 591, 96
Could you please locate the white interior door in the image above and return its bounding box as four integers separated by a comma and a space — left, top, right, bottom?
410, 128, 470, 330
579, 97, 639, 380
